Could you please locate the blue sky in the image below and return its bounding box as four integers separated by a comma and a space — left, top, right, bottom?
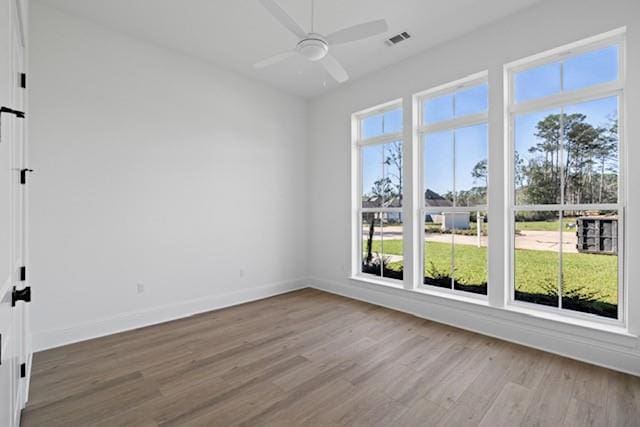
362, 45, 618, 203
423, 124, 487, 198
515, 45, 618, 102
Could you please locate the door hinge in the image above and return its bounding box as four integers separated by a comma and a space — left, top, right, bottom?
20, 266, 26, 281
0, 107, 25, 145
20, 168, 34, 184
0, 106, 25, 118
20, 73, 26, 89
12, 286, 31, 307
20, 363, 26, 378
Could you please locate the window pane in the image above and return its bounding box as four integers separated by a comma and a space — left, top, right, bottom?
382, 213, 403, 280
383, 108, 403, 134
361, 108, 402, 139
563, 96, 618, 204
564, 46, 618, 92
424, 131, 454, 207
514, 211, 560, 308
361, 213, 382, 277
455, 124, 488, 207
361, 145, 383, 208
383, 141, 403, 207
515, 108, 562, 205
424, 94, 454, 125
453, 212, 488, 295
455, 83, 488, 117
562, 210, 618, 318
361, 113, 383, 139
424, 213, 452, 289
515, 61, 561, 103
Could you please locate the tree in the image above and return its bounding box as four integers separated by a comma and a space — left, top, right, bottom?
519, 112, 618, 205
383, 141, 403, 206
514, 151, 526, 198
594, 117, 618, 203
471, 159, 487, 185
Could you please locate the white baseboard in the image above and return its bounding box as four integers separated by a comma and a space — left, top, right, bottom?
309, 276, 640, 377
33, 279, 308, 352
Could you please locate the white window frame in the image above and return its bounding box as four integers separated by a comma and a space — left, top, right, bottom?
504, 29, 626, 325
415, 72, 489, 299
352, 100, 405, 285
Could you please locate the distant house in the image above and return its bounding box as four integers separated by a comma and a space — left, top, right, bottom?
425, 189, 470, 230
361, 191, 471, 229
362, 195, 403, 223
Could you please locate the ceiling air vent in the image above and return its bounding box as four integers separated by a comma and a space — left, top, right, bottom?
385, 31, 411, 46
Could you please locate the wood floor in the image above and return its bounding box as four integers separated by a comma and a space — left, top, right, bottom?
22, 289, 640, 426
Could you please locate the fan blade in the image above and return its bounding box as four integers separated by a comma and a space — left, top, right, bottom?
326, 19, 388, 45
258, 0, 307, 39
254, 51, 297, 69
321, 54, 349, 83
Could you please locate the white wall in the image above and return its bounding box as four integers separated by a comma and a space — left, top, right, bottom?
28, 2, 308, 350
308, 0, 640, 375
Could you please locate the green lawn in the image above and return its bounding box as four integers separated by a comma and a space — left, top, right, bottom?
426, 222, 486, 236
423, 219, 577, 233
424, 220, 570, 234
367, 239, 617, 306
515, 219, 578, 231
516, 220, 561, 231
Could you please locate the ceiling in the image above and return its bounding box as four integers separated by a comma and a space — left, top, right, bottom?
36, 0, 545, 98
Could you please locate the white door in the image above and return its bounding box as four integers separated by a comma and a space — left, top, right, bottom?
0, 0, 30, 426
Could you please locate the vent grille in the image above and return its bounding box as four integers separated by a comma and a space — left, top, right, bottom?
385, 31, 411, 46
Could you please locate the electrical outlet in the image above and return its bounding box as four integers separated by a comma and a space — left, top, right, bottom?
239, 269, 245, 278
137, 283, 145, 294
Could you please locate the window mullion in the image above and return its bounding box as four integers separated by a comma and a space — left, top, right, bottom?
558, 107, 565, 310
488, 65, 506, 308
451, 127, 457, 291
380, 143, 385, 278
379, 212, 384, 277
357, 132, 404, 147
419, 112, 488, 134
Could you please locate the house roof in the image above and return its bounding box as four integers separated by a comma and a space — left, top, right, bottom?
425, 189, 453, 207
362, 190, 451, 208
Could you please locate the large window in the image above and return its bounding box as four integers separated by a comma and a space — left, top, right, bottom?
356, 104, 404, 281
417, 75, 489, 296
351, 29, 627, 330
507, 36, 624, 320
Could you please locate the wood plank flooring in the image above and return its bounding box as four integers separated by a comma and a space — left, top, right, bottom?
22, 288, 640, 426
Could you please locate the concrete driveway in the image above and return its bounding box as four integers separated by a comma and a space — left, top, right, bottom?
366, 226, 578, 253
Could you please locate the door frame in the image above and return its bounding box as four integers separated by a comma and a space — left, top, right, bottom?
12, 0, 31, 415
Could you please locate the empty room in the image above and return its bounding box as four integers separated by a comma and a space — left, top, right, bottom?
1, 0, 639, 425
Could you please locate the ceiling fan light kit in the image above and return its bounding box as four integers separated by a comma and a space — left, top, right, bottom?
296, 35, 328, 61
255, 0, 389, 84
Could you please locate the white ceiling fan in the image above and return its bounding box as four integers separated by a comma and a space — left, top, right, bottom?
254, 0, 389, 83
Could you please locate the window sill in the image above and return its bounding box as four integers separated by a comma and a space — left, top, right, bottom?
350, 274, 405, 290
504, 303, 633, 338
348, 274, 637, 345
350, 275, 489, 308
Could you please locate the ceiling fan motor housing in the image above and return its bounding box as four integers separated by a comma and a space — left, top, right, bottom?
296, 34, 328, 61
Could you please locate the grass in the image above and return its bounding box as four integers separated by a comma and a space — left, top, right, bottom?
424, 220, 571, 234
366, 238, 617, 316
514, 220, 577, 232
516, 220, 561, 231
425, 222, 486, 236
